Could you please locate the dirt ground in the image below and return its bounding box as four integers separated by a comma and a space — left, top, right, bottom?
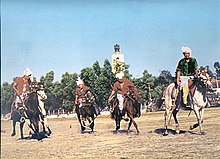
1, 107, 220, 159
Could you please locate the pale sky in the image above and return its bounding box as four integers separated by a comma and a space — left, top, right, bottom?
1, 0, 220, 84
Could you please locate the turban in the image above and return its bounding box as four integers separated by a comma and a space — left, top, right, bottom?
23, 68, 32, 76
181, 46, 192, 54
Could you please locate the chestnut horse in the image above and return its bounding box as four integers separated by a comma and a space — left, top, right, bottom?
109, 87, 140, 134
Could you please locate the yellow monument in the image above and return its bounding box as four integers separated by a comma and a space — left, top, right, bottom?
112, 44, 125, 74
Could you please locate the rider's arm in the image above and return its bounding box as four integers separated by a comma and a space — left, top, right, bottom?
193, 58, 199, 77
108, 90, 115, 103
75, 95, 79, 105
12, 82, 20, 95
176, 70, 181, 86
194, 68, 199, 77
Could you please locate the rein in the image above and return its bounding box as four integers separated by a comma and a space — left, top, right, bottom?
124, 94, 135, 102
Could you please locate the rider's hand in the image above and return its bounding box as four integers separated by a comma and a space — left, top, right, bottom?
16, 90, 21, 95
108, 98, 111, 104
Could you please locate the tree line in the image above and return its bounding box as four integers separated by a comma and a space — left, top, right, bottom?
1, 60, 219, 115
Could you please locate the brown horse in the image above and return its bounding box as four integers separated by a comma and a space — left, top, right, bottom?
11, 91, 41, 139
109, 87, 140, 134
75, 104, 96, 134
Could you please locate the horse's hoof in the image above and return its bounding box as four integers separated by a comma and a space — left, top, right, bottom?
201, 131, 206, 135
189, 126, 194, 131
175, 130, 180, 134
136, 131, 140, 135
113, 130, 118, 134
127, 130, 130, 135
163, 132, 168, 136
11, 132, 16, 136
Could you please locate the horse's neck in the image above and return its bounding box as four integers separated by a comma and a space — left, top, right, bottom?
166, 83, 176, 98
26, 92, 39, 109
192, 88, 207, 107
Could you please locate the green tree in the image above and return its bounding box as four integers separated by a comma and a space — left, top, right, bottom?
77, 59, 116, 109
59, 72, 78, 111
1, 82, 15, 115
40, 71, 61, 112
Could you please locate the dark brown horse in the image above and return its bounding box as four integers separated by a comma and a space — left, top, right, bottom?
11, 90, 41, 139
75, 102, 96, 134
109, 87, 140, 134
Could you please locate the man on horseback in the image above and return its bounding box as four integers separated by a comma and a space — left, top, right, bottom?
108, 72, 141, 117
11, 68, 32, 117
10, 68, 32, 137
75, 78, 100, 118
176, 46, 198, 108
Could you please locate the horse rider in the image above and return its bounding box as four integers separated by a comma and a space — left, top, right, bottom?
37, 83, 51, 134
11, 68, 32, 116
75, 78, 100, 118
176, 46, 199, 108
108, 72, 141, 117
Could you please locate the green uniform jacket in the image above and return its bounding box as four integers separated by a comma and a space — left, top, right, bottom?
176, 57, 198, 76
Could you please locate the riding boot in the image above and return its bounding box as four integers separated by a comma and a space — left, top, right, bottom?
187, 93, 193, 110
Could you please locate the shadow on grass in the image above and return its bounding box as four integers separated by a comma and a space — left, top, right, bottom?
17, 131, 50, 141
149, 128, 187, 135
110, 129, 136, 134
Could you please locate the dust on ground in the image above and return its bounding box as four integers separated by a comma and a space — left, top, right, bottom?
1, 107, 220, 159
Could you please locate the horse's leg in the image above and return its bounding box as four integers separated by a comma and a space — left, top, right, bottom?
190, 106, 205, 134
115, 108, 121, 132
32, 118, 39, 133
127, 118, 132, 134
115, 115, 121, 131
199, 107, 205, 134
36, 118, 40, 133
164, 107, 170, 136
39, 114, 47, 133
44, 116, 52, 135
77, 114, 85, 133
127, 111, 139, 135
173, 109, 180, 134
29, 119, 36, 134
131, 114, 140, 135
11, 119, 16, 136
89, 115, 95, 133
20, 122, 25, 139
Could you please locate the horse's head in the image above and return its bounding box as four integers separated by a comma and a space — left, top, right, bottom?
30, 82, 40, 93
198, 70, 212, 89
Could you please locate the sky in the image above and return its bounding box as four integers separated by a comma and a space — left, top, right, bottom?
1, 0, 220, 84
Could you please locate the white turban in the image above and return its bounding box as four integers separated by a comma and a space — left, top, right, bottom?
23, 68, 32, 76
181, 46, 192, 54
76, 78, 83, 85
116, 72, 124, 80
